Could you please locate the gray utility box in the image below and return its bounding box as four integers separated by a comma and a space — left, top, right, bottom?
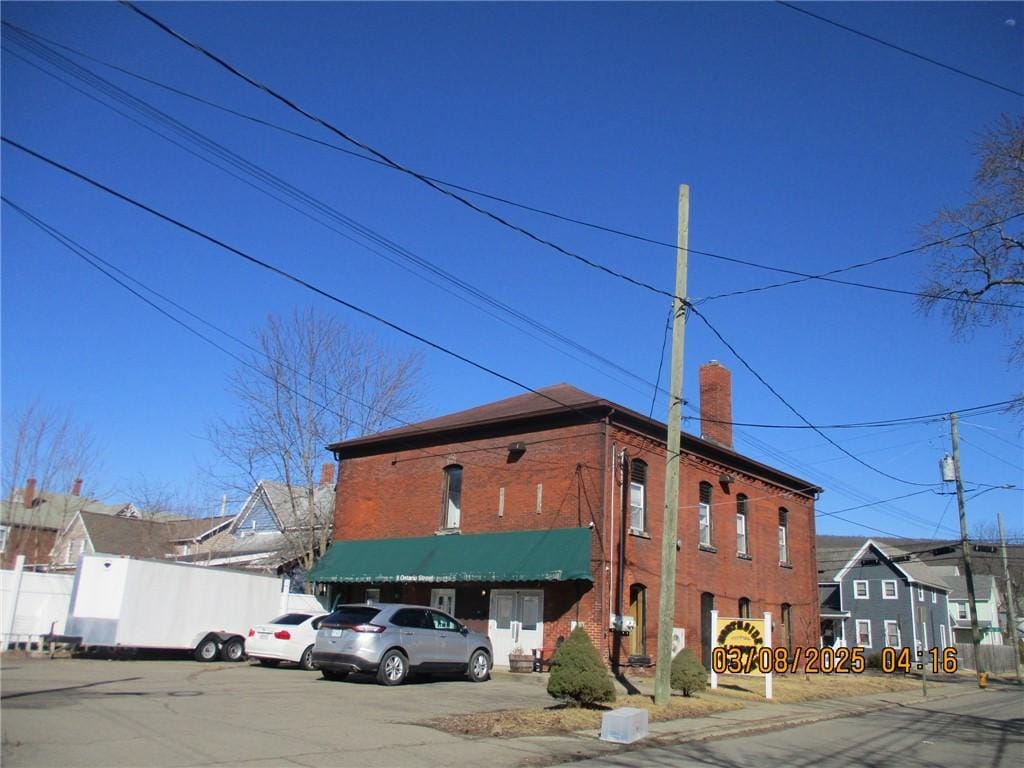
599, 707, 649, 744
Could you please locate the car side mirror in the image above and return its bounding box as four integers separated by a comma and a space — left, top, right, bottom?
460, 626, 469, 636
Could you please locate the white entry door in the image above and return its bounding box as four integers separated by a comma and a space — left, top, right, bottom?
488, 589, 544, 665
431, 588, 455, 616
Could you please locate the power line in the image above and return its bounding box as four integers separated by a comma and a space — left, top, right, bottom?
6, 18, 1021, 314
776, 1, 1024, 98
688, 399, 1017, 431
686, 302, 940, 488
1, 135, 601, 423
1, 25, 663, 403
2, 195, 607, 476
117, 2, 677, 305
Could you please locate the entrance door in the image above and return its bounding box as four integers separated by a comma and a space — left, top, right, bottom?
431, 588, 456, 616
488, 589, 544, 665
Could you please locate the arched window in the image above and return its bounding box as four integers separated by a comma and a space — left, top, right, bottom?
442, 465, 463, 529
629, 460, 647, 532
778, 508, 789, 564
736, 494, 749, 556
698, 482, 713, 547
738, 597, 751, 618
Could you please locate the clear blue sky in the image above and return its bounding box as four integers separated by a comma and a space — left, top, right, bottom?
2, 2, 1021, 541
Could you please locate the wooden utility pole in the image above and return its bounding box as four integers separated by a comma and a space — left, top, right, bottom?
997, 512, 1022, 684
654, 185, 689, 706
950, 412, 984, 682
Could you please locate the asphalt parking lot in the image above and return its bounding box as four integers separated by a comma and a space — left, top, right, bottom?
1, 656, 574, 768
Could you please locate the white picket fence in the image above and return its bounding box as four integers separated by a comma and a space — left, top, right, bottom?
1, 556, 73, 651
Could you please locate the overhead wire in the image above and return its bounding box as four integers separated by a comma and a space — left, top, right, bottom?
114, 5, 1023, 313
1, 25, 664, 401
686, 302, 941, 488
775, 1, 1024, 98
0, 135, 604, 423
1, 195, 611, 476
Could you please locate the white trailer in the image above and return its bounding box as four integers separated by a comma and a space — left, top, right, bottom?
65, 554, 323, 661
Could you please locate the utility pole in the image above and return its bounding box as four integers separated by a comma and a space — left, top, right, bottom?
997, 512, 1022, 684
950, 412, 984, 683
655, 185, 689, 706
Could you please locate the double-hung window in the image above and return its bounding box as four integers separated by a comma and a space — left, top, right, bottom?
882, 580, 898, 599
441, 465, 463, 530
883, 620, 901, 648
778, 508, 789, 564
853, 580, 869, 599
736, 495, 749, 556
698, 482, 713, 547
855, 619, 872, 647
629, 460, 647, 533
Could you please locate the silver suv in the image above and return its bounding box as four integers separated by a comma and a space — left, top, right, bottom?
312, 603, 492, 685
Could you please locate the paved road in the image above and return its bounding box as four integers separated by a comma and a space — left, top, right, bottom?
553, 687, 1024, 768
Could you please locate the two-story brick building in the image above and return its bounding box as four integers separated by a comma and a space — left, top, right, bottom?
308, 362, 821, 670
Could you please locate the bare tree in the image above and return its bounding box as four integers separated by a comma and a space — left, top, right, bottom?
2, 400, 104, 502
919, 114, 1024, 408
206, 307, 423, 575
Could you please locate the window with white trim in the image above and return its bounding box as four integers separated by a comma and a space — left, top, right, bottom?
0, 525, 8, 553
882, 580, 898, 599
940, 624, 947, 648
629, 460, 647, 533
441, 465, 462, 530
736, 495, 748, 556
778, 508, 789, 564
918, 586, 925, 602
956, 602, 969, 621
883, 620, 901, 648
855, 619, 872, 647
932, 591, 937, 604
853, 580, 869, 599
698, 482, 713, 547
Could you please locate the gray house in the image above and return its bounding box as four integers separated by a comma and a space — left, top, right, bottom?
819, 539, 953, 653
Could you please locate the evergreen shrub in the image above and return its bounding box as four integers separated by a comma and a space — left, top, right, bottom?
670, 648, 708, 696
546, 626, 616, 707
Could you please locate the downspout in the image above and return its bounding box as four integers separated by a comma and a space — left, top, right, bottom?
617, 450, 628, 623
608, 439, 617, 647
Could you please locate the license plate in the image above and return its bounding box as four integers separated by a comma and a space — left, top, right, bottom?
331, 629, 342, 637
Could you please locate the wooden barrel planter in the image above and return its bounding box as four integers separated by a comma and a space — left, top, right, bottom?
508, 653, 534, 673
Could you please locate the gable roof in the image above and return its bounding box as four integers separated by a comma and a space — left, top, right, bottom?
77, 511, 175, 559
230, 480, 334, 534
328, 384, 821, 498
828, 538, 950, 592
944, 573, 996, 602
1, 491, 136, 531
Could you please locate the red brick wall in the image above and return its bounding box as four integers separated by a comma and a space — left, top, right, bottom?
331, 419, 818, 668
1, 526, 57, 570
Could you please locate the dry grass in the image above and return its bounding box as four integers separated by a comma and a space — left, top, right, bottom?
709, 671, 923, 704
427, 694, 742, 738
426, 672, 925, 738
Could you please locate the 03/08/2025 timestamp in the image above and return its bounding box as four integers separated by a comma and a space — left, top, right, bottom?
710, 645, 960, 674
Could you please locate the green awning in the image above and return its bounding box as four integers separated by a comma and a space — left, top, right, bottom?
307, 527, 592, 583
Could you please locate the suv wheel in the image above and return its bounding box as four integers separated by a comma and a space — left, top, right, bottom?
467, 649, 491, 682
377, 649, 408, 686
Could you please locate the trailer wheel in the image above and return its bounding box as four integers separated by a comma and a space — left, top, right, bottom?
221, 637, 245, 662
194, 637, 219, 662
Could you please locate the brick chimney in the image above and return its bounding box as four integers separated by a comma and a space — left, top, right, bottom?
319, 463, 335, 486
23, 478, 36, 509
699, 361, 733, 449
71, 478, 83, 496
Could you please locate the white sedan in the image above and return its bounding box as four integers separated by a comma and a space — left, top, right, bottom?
246, 612, 327, 670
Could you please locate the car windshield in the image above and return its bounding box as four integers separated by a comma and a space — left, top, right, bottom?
321, 606, 382, 628
268, 613, 313, 625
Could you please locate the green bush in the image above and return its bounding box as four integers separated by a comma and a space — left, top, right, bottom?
547, 627, 616, 707
670, 648, 708, 696
865, 652, 885, 670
